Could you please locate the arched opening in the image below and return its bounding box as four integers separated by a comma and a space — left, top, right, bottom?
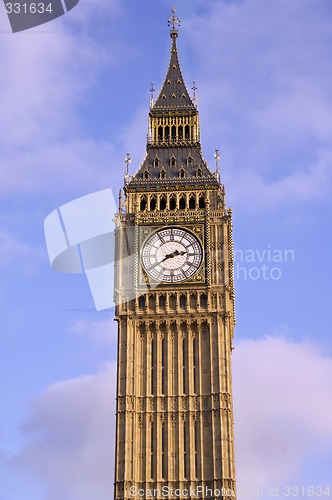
170, 157, 176, 168
144, 171, 150, 180
189, 195, 196, 209
179, 195, 186, 209
138, 295, 145, 309
171, 126, 176, 141
169, 294, 176, 310
150, 196, 157, 210
158, 126, 163, 141
169, 196, 176, 210
178, 125, 183, 139
159, 196, 167, 211
165, 126, 170, 141
199, 195, 205, 209
160, 169, 166, 179
196, 168, 202, 178
140, 196, 147, 211
180, 294, 186, 308
185, 125, 190, 140
179, 169, 185, 179
200, 294, 207, 308
154, 158, 159, 168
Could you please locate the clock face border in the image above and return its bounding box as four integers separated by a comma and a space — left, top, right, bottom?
139, 225, 205, 286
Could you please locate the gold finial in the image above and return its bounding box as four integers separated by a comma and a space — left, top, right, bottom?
168, 6, 180, 35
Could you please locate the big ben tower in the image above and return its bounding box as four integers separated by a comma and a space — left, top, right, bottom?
114, 8, 236, 500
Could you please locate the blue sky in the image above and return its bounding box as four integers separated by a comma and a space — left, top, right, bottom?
0, 0, 332, 499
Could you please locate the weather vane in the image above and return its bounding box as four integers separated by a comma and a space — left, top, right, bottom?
168, 6, 180, 32
214, 148, 221, 181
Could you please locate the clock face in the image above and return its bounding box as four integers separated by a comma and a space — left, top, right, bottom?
141, 227, 203, 283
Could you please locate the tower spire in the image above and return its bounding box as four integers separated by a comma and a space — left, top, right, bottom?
152, 7, 193, 110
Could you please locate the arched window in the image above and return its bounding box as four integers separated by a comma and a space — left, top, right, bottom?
200, 294, 207, 308
171, 126, 176, 141
138, 295, 145, 309
196, 168, 202, 178
140, 196, 147, 211
178, 125, 183, 139
154, 158, 160, 168
144, 171, 150, 180
158, 126, 163, 141
179, 195, 186, 209
170, 157, 176, 168
199, 194, 205, 209
185, 125, 190, 139
159, 195, 167, 211
150, 196, 157, 211
169, 294, 176, 310
159, 295, 166, 308
160, 169, 166, 179
187, 156, 193, 168
189, 195, 196, 209
169, 195, 176, 210
165, 126, 170, 141
179, 168, 185, 179
180, 294, 186, 308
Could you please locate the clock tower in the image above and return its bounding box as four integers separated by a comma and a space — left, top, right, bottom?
114, 9, 236, 499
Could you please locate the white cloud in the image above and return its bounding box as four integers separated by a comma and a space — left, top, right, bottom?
8, 363, 117, 500
4, 336, 332, 499
0, 227, 43, 275
0, 1, 120, 198
185, 0, 332, 210
70, 318, 117, 347
233, 336, 332, 496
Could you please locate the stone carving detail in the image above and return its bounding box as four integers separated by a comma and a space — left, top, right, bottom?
139, 322, 145, 340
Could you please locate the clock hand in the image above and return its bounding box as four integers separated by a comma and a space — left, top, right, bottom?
147, 250, 186, 270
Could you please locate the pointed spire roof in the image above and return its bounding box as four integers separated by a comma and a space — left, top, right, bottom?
152, 8, 195, 111
126, 8, 220, 190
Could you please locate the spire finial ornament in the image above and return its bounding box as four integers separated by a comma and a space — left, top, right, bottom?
214, 148, 221, 181
124, 152, 131, 185
192, 81, 197, 107
150, 83, 155, 108
168, 6, 180, 37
